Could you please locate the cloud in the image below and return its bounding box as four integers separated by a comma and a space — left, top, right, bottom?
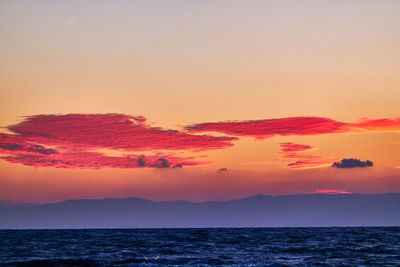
280, 142, 313, 152
137, 155, 146, 167
279, 142, 334, 169
172, 163, 183, 168
314, 189, 352, 194
2, 113, 398, 170
2, 150, 202, 170
186, 116, 348, 138
186, 116, 400, 138
332, 158, 373, 168
218, 168, 228, 172
350, 117, 400, 131
240, 161, 281, 166
0, 114, 237, 169
152, 158, 170, 168
9, 114, 237, 151
286, 160, 333, 169
0, 134, 58, 156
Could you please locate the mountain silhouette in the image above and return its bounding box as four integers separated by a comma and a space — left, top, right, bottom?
1, 193, 399, 229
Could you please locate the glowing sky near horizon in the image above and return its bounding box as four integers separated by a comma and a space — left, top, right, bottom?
1, 0, 400, 203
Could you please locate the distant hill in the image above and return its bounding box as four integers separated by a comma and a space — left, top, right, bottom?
1, 193, 399, 229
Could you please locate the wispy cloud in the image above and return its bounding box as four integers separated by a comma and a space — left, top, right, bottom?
2, 151, 202, 169
280, 142, 314, 153
186, 116, 400, 138
314, 189, 352, 194
279, 142, 334, 169
350, 117, 400, 131
186, 116, 347, 138
240, 161, 282, 166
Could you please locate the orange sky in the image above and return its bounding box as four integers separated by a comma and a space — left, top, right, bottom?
1, 0, 400, 203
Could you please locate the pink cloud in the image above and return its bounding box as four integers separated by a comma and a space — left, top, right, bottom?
2, 150, 202, 169
350, 117, 400, 131
2, 114, 399, 170
0, 133, 58, 156
287, 160, 333, 169
279, 142, 334, 169
280, 142, 314, 153
314, 189, 352, 194
186, 116, 348, 138
9, 114, 237, 151
0, 114, 236, 169
186, 116, 400, 138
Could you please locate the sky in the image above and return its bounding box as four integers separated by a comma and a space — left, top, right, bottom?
1, 0, 400, 203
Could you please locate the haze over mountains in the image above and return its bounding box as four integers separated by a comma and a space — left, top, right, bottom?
1, 193, 399, 229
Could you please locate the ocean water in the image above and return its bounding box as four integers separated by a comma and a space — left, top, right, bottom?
1, 227, 399, 266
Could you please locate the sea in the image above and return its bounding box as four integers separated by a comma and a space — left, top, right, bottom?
1, 227, 399, 266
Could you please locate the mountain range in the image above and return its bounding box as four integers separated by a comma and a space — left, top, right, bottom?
1, 193, 399, 229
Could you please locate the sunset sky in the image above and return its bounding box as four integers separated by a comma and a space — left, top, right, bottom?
1, 0, 400, 203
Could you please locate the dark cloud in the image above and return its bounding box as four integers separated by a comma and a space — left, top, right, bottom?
153, 158, 170, 168
0, 133, 58, 156
137, 155, 146, 167
172, 164, 183, 168
332, 158, 373, 168
0, 143, 22, 151
218, 168, 228, 172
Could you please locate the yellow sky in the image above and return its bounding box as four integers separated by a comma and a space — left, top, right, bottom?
1, 0, 400, 202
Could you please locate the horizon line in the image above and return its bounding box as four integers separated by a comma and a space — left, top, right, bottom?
2, 191, 400, 206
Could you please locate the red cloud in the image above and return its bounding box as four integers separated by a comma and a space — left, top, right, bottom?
186, 116, 400, 138
9, 114, 237, 151
3, 114, 400, 170
0, 133, 58, 156
0, 114, 236, 169
350, 117, 400, 131
2, 151, 202, 169
185, 117, 348, 138
279, 142, 334, 169
286, 160, 333, 169
280, 142, 313, 153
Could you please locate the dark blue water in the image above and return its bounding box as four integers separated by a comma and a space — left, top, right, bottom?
1, 227, 399, 266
